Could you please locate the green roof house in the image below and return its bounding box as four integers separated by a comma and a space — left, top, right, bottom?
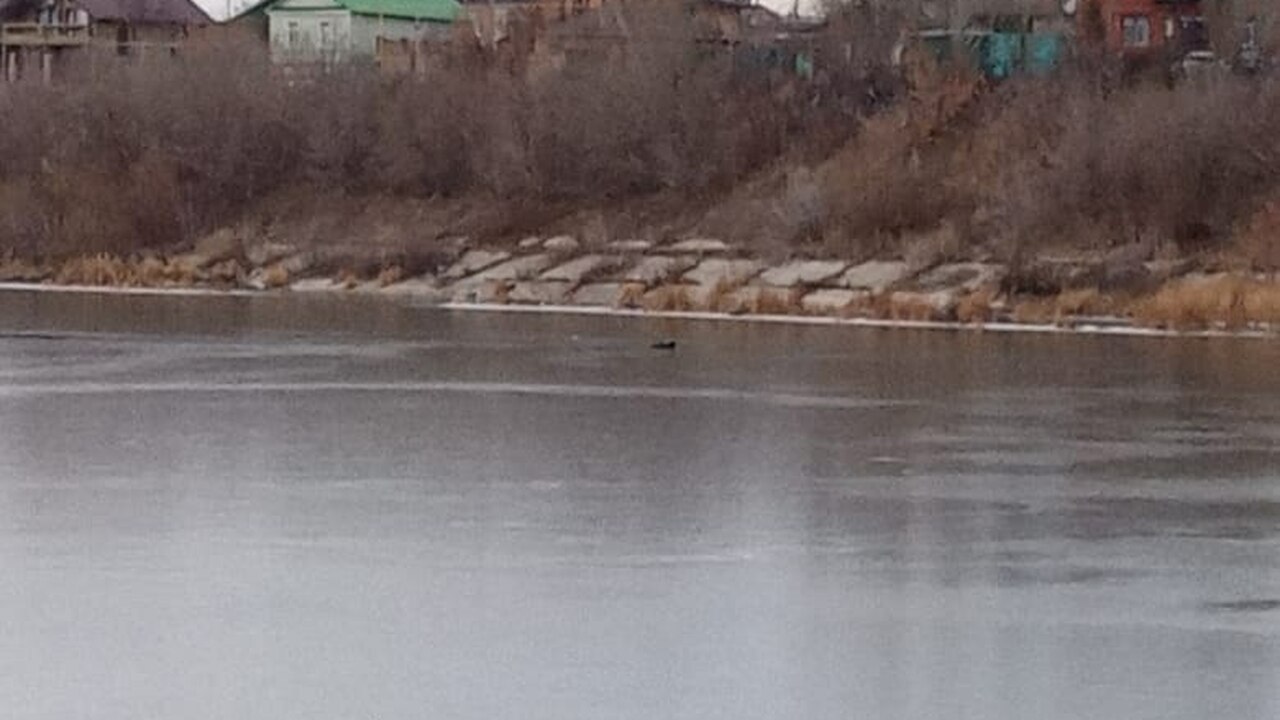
261, 0, 459, 63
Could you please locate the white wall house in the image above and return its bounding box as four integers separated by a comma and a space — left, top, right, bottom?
264, 0, 457, 62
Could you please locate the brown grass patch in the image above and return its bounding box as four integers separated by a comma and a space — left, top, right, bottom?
132, 256, 199, 287
1242, 282, 1280, 325
885, 291, 953, 322
747, 288, 805, 316
1010, 288, 1117, 326
54, 254, 135, 286
1129, 275, 1252, 330
1054, 288, 1112, 318
644, 285, 694, 312
260, 265, 290, 290
1129, 275, 1280, 330
335, 269, 361, 290
0, 256, 51, 282
616, 282, 647, 309
1011, 296, 1056, 325
704, 279, 741, 313
377, 266, 407, 287
889, 297, 938, 322
955, 288, 996, 325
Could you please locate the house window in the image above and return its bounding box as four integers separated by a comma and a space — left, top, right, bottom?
319, 21, 333, 51
287, 21, 300, 49
1121, 15, 1151, 48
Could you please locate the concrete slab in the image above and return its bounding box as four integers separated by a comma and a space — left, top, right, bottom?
756, 260, 848, 287
801, 288, 867, 314
381, 277, 446, 299
543, 235, 580, 254
442, 249, 510, 281
540, 255, 624, 284
625, 255, 697, 286
471, 254, 555, 282
667, 238, 729, 254
606, 240, 653, 254
451, 280, 511, 304
683, 258, 764, 287
915, 262, 1005, 292
839, 260, 911, 292
508, 281, 573, 305
246, 241, 296, 268
572, 283, 628, 307
290, 278, 343, 293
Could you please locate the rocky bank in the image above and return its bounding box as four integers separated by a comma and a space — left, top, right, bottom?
4, 230, 1280, 335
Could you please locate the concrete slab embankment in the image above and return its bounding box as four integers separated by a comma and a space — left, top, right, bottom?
10, 231, 1279, 337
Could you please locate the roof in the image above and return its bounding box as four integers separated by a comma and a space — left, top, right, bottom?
0, 0, 39, 21
261, 0, 459, 21
79, 0, 213, 24
340, 0, 458, 21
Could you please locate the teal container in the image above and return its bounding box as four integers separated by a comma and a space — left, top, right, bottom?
1025, 32, 1065, 75
982, 32, 1022, 79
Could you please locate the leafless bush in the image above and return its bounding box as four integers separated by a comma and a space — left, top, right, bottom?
3, 0, 888, 260
999, 75, 1280, 259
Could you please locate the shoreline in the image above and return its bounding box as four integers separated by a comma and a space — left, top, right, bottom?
1, 281, 1271, 341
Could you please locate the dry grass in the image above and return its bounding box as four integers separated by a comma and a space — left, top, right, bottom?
1242, 282, 1280, 325
1125, 275, 1280, 330
703, 279, 742, 313
377, 265, 407, 287
955, 288, 997, 325
260, 265, 290, 290
842, 291, 888, 319
133, 256, 199, 287
643, 285, 694, 312
134, 257, 168, 286
887, 293, 943, 322
335, 269, 361, 290
616, 282, 647, 309
1011, 288, 1116, 325
54, 254, 135, 286
1054, 288, 1112, 318
1011, 297, 1057, 325
747, 288, 805, 316
0, 256, 50, 282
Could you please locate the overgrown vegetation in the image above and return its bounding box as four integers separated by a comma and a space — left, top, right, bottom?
3, 0, 1280, 277
0, 1, 888, 259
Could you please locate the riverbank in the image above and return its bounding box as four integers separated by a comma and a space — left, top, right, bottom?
3, 235, 1278, 340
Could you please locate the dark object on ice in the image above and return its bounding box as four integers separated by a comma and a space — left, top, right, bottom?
650, 339, 677, 350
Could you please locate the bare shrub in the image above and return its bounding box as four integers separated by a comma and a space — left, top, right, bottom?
3, 1, 886, 260
31, 0, 1280, 274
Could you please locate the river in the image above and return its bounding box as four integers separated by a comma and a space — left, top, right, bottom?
1, 289, 1278, 720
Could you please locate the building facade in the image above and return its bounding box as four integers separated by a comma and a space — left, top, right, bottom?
263, 0, 458, 62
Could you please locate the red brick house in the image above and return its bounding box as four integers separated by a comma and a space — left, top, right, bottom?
1084, 0, 1208, 58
